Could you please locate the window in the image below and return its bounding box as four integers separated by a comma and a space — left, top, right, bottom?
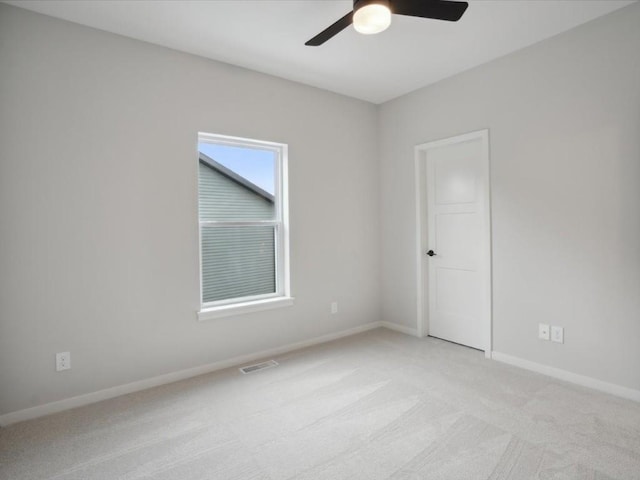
197, 133, 292, 320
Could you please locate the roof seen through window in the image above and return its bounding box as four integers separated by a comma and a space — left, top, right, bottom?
198, 143, 275, 195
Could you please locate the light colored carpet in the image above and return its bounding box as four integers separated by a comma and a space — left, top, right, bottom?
1, 328, 639, 480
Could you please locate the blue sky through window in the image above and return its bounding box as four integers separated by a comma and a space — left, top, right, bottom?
198, 142, 275, 195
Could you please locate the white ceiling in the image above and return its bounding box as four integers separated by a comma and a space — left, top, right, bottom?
5, 0, 635, 104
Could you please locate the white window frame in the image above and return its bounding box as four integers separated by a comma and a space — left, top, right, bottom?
197, 133, 292, 321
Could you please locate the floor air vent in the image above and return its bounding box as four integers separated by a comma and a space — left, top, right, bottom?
239, 360, 279, 374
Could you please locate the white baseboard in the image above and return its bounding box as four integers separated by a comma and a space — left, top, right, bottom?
491, 351, 640, 403
0, 322, 385, 427
13, 327, 636, 427
379, 321, 421, 337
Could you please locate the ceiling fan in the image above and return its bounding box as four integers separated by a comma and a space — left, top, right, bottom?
305, 0, 469, 46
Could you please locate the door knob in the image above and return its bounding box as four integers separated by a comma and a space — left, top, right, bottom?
426, 250, 436, 257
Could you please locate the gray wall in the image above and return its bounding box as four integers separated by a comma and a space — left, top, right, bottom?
0, 4, 380, 415
379, 4, 640, 391
2, 1, 639, 417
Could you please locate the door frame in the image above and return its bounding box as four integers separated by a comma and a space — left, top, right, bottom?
414, 129, 492, 358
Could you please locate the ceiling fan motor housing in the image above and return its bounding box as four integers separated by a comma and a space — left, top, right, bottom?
354, 0, 391, 11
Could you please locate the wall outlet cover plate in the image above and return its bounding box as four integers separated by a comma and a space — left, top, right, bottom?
551, 326, 564, 344
56, 352, 71, 371
538, 323, 550, 340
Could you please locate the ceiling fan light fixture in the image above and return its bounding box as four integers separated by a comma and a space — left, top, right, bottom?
353, 0, 391, 35
305, 0, 468, 47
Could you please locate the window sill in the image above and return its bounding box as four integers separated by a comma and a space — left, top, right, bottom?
197, 296, 295, 321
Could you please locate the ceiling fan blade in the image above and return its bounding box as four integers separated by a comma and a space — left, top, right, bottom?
391, 0, 468, 22
305, 11, 354, 46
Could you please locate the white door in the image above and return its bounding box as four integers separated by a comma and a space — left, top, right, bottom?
423, 132, 490, 351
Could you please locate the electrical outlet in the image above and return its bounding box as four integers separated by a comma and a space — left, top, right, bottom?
331, 301, 338, 314
538, 323, 550, 341
551, 326, 564, 344
56, 352, 71, 371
